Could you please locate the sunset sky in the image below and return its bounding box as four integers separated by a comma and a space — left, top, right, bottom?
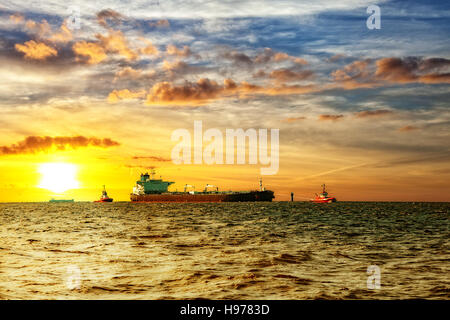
0, 0, 449, 202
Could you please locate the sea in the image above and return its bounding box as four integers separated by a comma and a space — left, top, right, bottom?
0, 202, 448, 300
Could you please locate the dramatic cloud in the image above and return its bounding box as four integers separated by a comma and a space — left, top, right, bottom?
146, 78, 224, 105
9, 13, 24, 24
398, 125, 420, 132
49, 22, 73, 43
72, 30, 137, 64
354, 109, 393, 118
108, 89, 147, 103
96, 30, 137, 61
162, 60, 194, 77
97, 9, 125, 28
142, 78, 313, 105
72, 41, 107, 64
327, 54, 346, 63
318, 114, 344, 121
282, 117, 307, 123
113, 67, 155, 81
269, 68, 314, 83
110, 77, 320, 105
14, 40, 57, 60
132, 156, 171, 162
333, 57, 450, 89
375, 57, 450, 84
166, 44, 192, 57
223, 51, 253, 66
24, 19, 51, 38
125, 164, 156, 170
0, 136, 120, 155
255, 48, 307, 65
10, 16, 72, 46
223, 48, 308, 70
139, 40, 159, 56
149, 19, 170, 28
331, 59, 375, 89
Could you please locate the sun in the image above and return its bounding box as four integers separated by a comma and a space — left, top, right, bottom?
38, 163, 80, 193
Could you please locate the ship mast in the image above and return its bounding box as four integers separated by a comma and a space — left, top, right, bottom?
259, 178, 265, 191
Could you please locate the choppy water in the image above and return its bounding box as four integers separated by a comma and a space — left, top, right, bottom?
0, 202, 448, 300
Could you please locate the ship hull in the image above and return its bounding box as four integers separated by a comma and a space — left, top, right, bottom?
94, 198, 113, 203
311, 197, 336, 203
130, 191, 274, 202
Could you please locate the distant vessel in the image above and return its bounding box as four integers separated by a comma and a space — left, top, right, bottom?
94, 185, 113, 202
130, 171, 274, 202
311, 184, 337, 203
49, 199, 74, 203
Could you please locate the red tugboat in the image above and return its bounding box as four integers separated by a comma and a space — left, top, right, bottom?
311, 184, 337, 203
94, 185, 113, 202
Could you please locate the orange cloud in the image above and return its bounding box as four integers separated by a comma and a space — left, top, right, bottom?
24, 19, 51, 38
282, 117, 306, 123
318, 114, 344, 121
333, 57, 450, 89
113, 67, 155, 81
376, 57, 450, 84
146, 78, 223, 105
162, 60, 190, 75
14, 40, 57, 60
108, 89, 147, 103
73, 30, 138, 63
328, 54, 346, 62
0, 136, 120, 155
331, 59, 372, 84
398, 125, 420, 132
254, 48, 308, 65
149, 19, 170, 28
9, 13, 24, 24
49, 21, 73, 43
166, 44, 191, 57
132, 156, 171, 162
110, 76, 321, 105
139, 40, 159, 56
97, 9, 124, 28
96, 30, 137, 60
72, 41, 107, 64
354, 109, 393, 118
269, 68, 314, 83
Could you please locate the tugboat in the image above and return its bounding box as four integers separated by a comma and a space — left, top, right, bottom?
311, 184, 337, 203
94, 185, 113, 202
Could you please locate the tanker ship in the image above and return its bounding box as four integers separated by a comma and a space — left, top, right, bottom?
130, 171, 274, 202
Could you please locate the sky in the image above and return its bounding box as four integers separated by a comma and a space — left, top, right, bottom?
0, 0, 449, 202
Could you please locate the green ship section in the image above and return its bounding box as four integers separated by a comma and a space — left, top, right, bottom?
137, 172, 174, 194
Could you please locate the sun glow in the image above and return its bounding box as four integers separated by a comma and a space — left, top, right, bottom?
38, 163, 79, 193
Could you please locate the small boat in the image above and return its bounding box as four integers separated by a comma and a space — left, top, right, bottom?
311, 184, 337, 203
49, 199, 74, 203
94, 185, 113, 202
